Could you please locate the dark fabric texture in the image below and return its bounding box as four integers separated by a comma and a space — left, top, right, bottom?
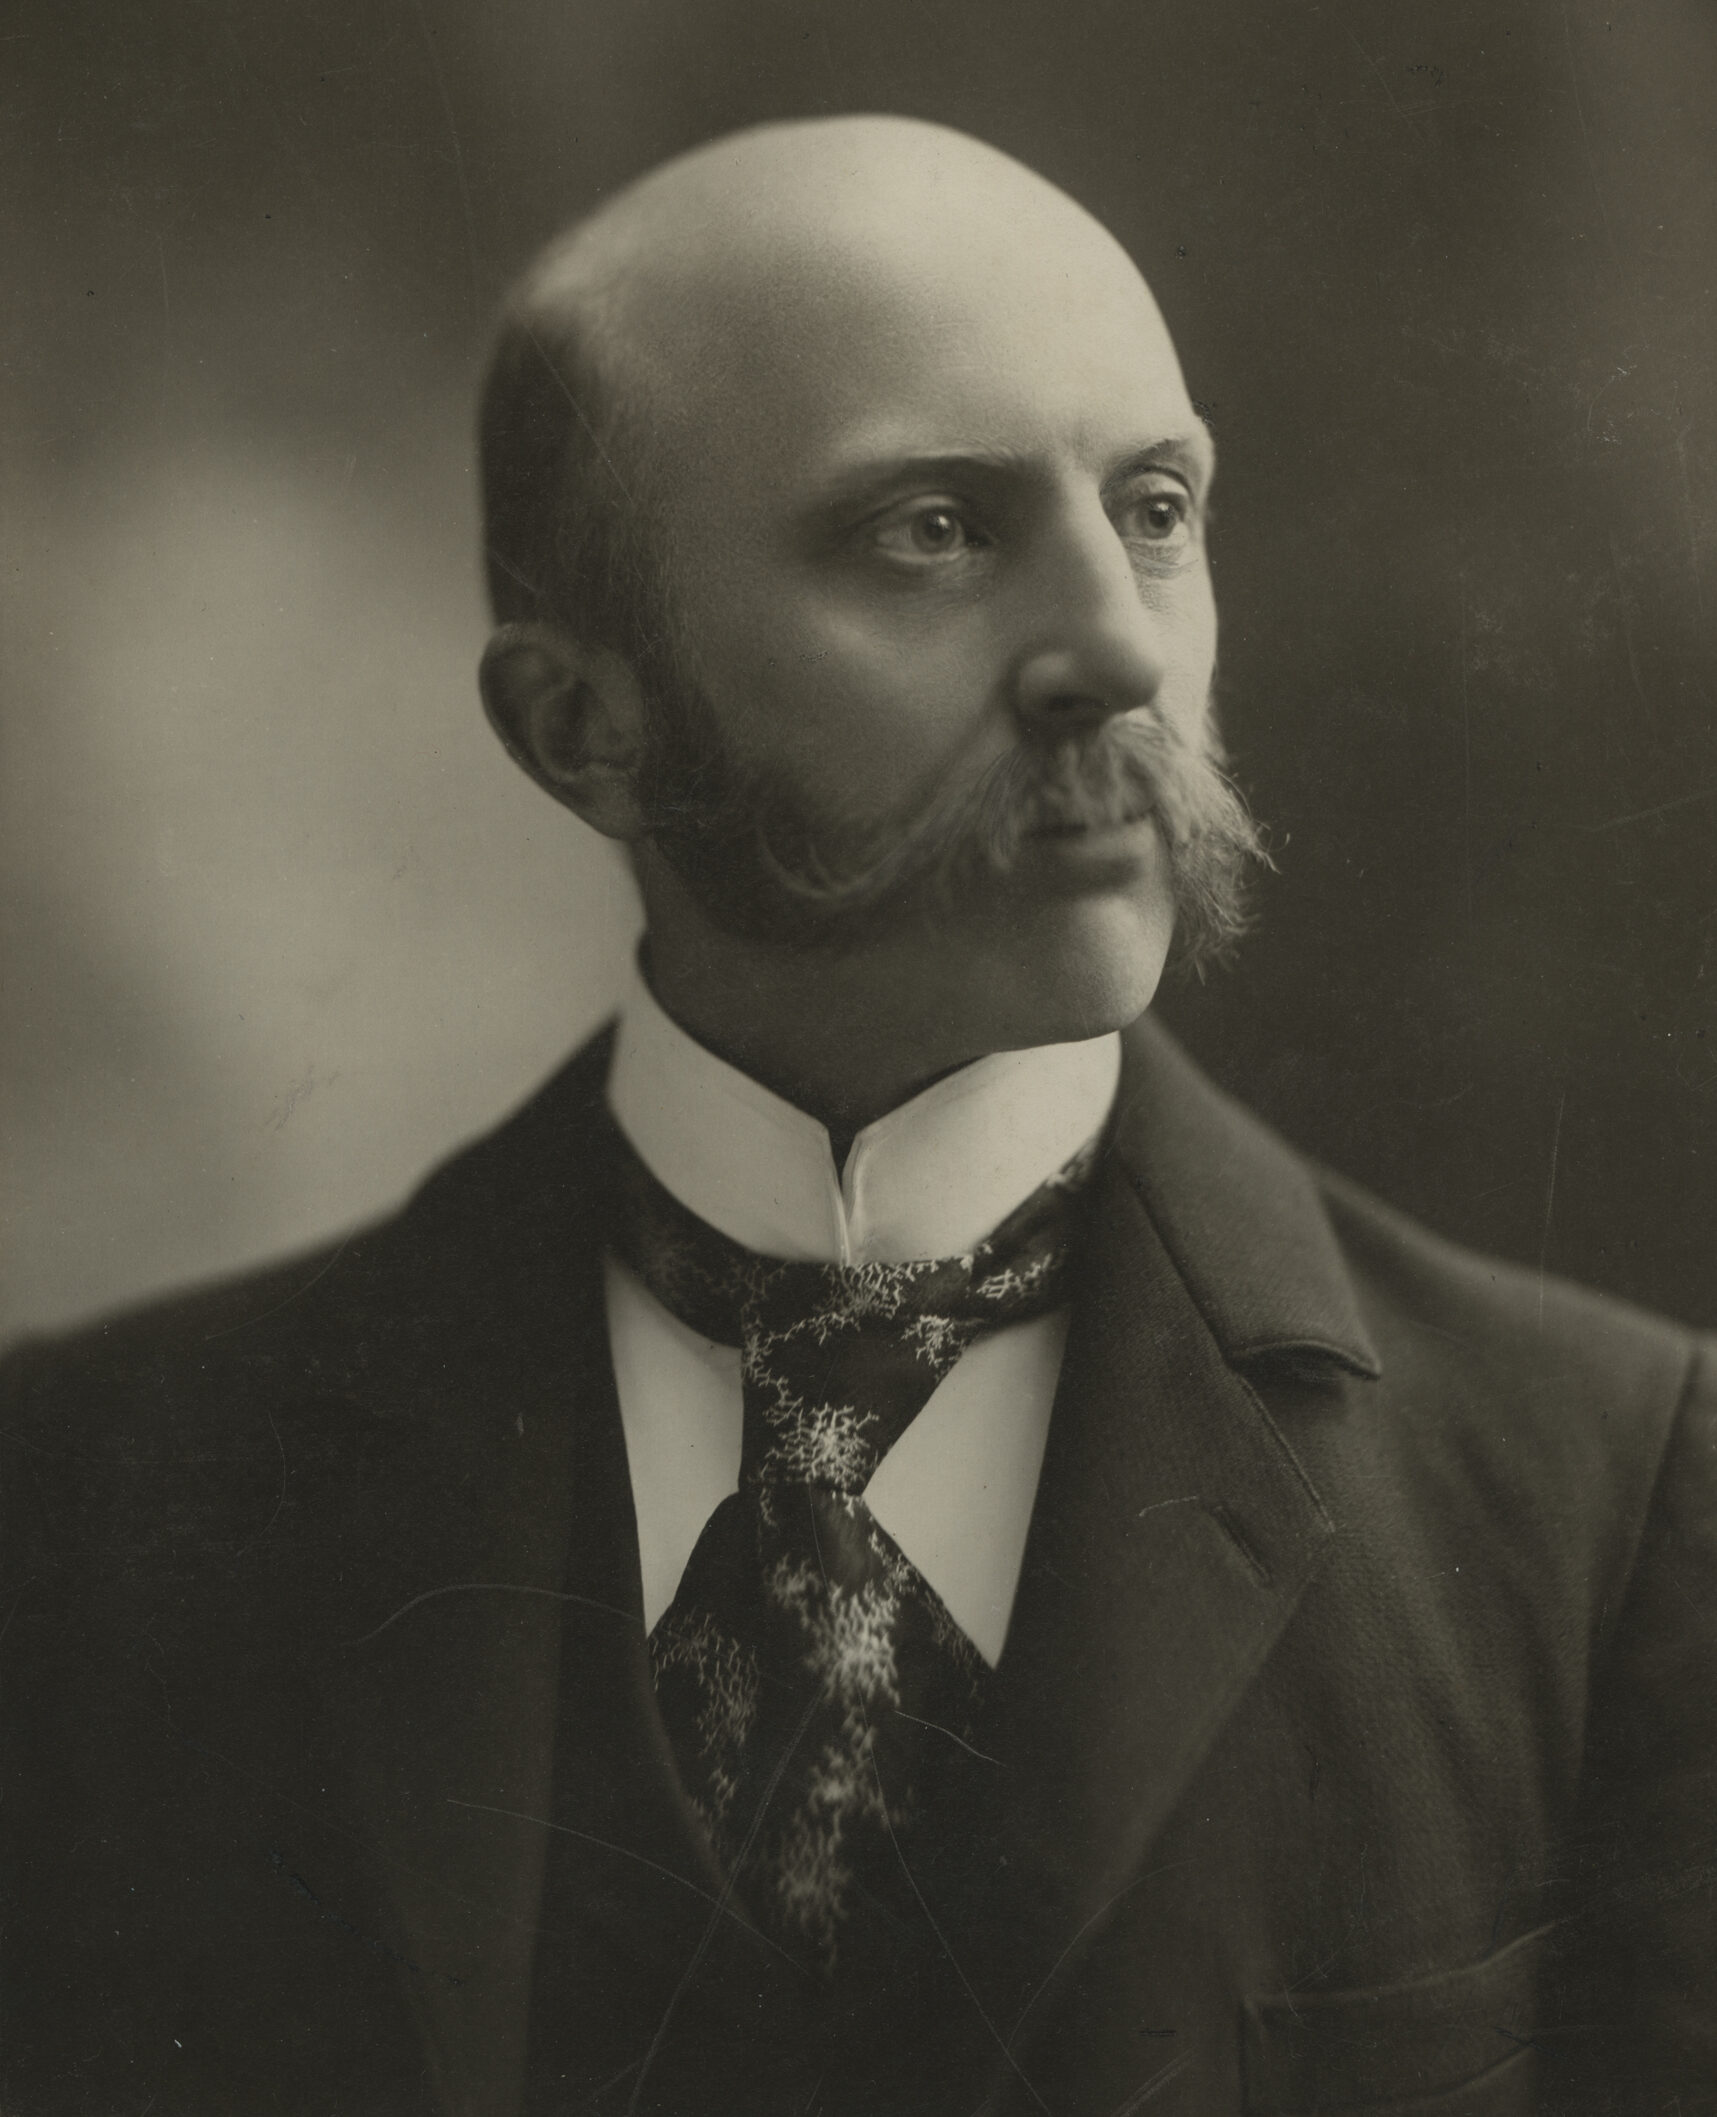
3, 1015, 1714, 2117
609, 1115, 1094, 1986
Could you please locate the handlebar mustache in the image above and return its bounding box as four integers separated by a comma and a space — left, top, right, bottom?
643, 691, 1267, 970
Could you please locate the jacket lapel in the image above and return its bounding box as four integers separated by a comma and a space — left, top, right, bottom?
324, 1032, 779, 2117
927, 1016, 1382, 2090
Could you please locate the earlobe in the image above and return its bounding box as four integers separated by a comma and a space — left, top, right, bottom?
478, 622, 651, 840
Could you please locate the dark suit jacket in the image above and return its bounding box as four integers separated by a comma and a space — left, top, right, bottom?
4, 1018, 1715, 2117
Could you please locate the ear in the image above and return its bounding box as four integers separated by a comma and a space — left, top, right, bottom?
478, 621, 652, 841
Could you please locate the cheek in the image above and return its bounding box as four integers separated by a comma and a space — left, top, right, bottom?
697, 594, 1001, 806
1159, 581, 1218, 727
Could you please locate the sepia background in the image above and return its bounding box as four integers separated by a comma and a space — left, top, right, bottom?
4, 0, 1714, 1343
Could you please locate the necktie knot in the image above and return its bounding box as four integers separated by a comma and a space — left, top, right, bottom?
612, 1127, 1096, 1496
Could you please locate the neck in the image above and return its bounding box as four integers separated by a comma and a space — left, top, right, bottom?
639, 904, 1005, 1141
643, 941, 990, 1139
632, 843, 1161, 1135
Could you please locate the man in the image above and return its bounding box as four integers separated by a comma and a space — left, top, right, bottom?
2, 115, 1713, 2117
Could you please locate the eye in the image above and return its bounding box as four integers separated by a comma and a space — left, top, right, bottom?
871, 500, 985, 562
1139, 494, 1186, 538
1114, 477, 1196, 556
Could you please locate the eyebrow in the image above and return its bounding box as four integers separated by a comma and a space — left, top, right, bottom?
797, 448, 1033, 520
1102, 436, 1217, 497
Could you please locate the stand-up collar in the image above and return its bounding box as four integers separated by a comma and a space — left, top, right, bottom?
606, 963, 1122, 1265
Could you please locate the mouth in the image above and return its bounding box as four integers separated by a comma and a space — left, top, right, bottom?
1015, 804, 1164, 895
1027, 799, 1158, 840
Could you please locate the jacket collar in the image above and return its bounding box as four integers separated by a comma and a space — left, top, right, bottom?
1110, 1013, 1383, 1381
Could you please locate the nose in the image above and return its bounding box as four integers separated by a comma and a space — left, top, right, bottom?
1010, 499, 1165, 738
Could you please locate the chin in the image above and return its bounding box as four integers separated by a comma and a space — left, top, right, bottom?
970, 884, 1177, 1052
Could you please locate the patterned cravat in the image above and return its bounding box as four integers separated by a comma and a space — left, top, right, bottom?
606, 1113, 1097, 1980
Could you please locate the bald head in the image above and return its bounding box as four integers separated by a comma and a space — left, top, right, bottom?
563, 112, 1120, 270
479, 117, 1192, 657
542, 116, 1163, 393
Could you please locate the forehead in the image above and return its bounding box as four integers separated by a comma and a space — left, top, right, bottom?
605, 186, 1203, 530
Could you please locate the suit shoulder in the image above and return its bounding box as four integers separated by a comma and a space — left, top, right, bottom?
5, 1027, 613, 1371
0, 1226, 393, 1596
1115, 1019, 1702, 1431
1312, 1162, 1704, 1423
1287, 1164, 1714, 1623
2, 1036, 617, 1642
3, 1233, 356, 1389
0, 1210, 420, 1458
0, 1026, 616, 1486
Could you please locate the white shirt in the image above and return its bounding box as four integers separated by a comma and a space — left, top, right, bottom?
604, 967, 1121, 1666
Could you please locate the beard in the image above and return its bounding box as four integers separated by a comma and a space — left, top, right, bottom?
633, 657, 1268, 972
